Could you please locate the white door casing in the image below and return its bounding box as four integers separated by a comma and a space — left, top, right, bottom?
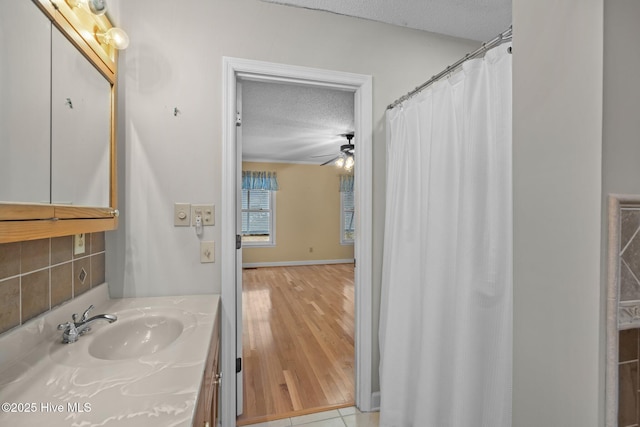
234, 80, 244, 416
221, 57, 373, 427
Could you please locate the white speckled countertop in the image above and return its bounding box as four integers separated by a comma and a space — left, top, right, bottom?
0, 283, 220, 427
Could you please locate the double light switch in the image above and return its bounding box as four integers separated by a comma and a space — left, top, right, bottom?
191, 204, 214, 226
173, 203, 214, 227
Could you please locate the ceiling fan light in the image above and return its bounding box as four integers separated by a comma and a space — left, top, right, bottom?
335, 157, 345, 168
345, 155, 354, 170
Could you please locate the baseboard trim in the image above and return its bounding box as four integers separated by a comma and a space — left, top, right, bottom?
242, 259, 354, 268
370, 391, 381, 411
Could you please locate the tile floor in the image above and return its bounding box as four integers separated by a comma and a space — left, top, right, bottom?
246, 407, 380, 427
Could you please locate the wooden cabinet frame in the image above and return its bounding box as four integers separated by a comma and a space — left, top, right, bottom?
194, 302, 221, 427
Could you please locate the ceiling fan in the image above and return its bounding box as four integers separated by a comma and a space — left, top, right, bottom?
313, 133, 355, 170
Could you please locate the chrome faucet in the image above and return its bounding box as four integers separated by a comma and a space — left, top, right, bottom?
57, 304, 117, 344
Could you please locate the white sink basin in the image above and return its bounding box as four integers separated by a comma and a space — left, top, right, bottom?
48, 306, 197, 366
88, 315, 184, 360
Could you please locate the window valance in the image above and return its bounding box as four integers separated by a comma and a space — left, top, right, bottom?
242, 171, 279, 191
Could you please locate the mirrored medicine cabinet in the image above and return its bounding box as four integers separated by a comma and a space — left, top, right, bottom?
0, 0, 120, 243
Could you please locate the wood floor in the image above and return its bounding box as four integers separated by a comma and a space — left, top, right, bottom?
237, 264, 355, 426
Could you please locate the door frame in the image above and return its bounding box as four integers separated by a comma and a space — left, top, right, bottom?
221, 57, 373, 427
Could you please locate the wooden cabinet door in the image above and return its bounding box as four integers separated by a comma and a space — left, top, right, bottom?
194, 300, 221, 427
210, 337, 220, 426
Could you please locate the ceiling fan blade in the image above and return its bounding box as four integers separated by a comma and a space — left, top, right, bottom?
310, 153, 336, 158
320, 156, 340, 166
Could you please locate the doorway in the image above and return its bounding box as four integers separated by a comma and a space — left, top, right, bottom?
237, 79, 356, 423
221, 57, 373, 427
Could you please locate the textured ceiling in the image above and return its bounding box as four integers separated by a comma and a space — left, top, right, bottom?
243, 0, 511, 164
260, 0, 512, 41
241, 80, 354, 164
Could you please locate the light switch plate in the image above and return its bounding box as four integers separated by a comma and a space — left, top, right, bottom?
174, 203, 191, 226
200, 241, 215, 263
74, 233, 86, 255
191, 204, 214, 226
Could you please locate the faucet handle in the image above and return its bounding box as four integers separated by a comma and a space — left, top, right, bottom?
57, 321, 71, 331
73, 304, 95, 323
57, 321, 79, 343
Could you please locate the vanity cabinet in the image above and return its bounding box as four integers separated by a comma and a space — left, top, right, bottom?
194, 299, 221, 427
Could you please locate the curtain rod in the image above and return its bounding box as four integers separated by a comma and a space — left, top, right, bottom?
387, 25, 513, 111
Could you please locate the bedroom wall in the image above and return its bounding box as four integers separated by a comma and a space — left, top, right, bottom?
242, 162, 354, 266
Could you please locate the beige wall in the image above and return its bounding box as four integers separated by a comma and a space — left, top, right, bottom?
107, 0, 477, 396
512, 0, 604, 425
242, 162, 354, 265
603, 0, 640, 199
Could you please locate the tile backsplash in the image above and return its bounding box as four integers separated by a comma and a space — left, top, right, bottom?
0, 233, 106, 335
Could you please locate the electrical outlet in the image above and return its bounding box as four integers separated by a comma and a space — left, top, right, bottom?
200, 241, 215, 263
191, 204, 214, 226
174, 203, 191, 226
74, 234, 86, 255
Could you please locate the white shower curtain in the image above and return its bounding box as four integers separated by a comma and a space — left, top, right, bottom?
379, 44, 512, 427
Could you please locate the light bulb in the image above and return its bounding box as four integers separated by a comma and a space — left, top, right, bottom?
87, 0, 107, 15
97, 27, 130, 50
67, 0, 107, 16
345, 156, 354, 170
335, 157, 345, 168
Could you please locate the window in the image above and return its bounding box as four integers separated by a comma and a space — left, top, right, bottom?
242, 189, 275, 246
341, 191, 355, 244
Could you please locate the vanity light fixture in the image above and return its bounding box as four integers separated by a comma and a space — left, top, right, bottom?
96, 27, 130, 50
65, 0, 130, 50
66, 0, 108, 16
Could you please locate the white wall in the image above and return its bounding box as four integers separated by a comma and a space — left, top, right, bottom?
512, 0, 604, 425
105, 0, 477, 395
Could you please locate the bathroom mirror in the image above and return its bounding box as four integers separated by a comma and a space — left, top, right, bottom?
0, 0, 111, 206
0, 0, 52, 203
51, 26, 111, 207
0, 0, 119, 242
